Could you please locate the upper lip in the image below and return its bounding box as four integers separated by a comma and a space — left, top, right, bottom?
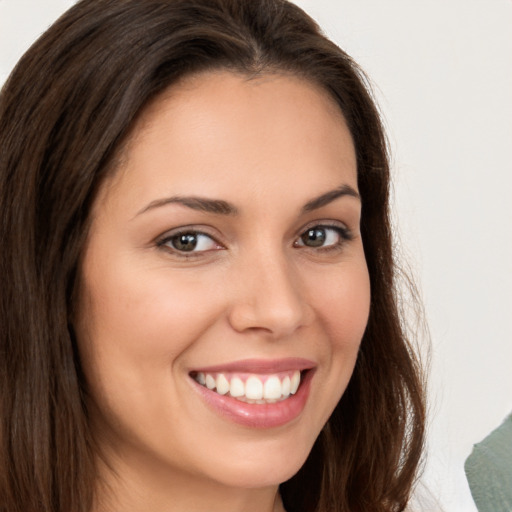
190, 357, 316, 374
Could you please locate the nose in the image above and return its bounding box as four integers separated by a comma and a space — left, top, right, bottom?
227, 250, 312, 338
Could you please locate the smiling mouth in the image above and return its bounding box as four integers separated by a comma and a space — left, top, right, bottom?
190, 370, 303, 404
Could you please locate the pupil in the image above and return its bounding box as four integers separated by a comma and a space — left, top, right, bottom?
173, 233, 197, 251
303, 228, 325, 247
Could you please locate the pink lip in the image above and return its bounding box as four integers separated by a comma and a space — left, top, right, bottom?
190, 357, 315, 374
189, 361, 315, 429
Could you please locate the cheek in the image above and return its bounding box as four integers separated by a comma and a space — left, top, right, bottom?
78, 260, 224, 366
74, 259, 228, 439
307, 260, 370, 410
74, 257, 232, 437
312, 261, 371, 349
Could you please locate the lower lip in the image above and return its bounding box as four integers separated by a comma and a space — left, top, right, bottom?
191, 370, 314, 428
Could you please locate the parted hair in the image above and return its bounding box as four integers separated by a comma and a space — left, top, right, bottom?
0, 1, 426, 511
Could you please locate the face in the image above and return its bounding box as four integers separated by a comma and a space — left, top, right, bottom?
76, 71, 370, 497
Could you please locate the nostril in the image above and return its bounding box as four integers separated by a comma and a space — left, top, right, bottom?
227, 293, 309, 337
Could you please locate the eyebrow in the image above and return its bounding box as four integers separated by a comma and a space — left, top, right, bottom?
136, 196, 238, 217
135, 184, 359, 218
301, 184, 360, 212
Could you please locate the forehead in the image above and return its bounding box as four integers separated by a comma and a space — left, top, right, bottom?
137, 70, 347, 135
94, 70, 357, 215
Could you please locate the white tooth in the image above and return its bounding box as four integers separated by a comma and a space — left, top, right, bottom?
281, 376, 291, 397
245, 376, 263, 399
290, 370, 301, 394
196, 372, 206, 385
263, 376, 282, 399
216, 374, 229, 395
205, 374, 216, 390
230, 377, 245, 397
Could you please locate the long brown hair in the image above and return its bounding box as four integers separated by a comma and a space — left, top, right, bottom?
0, 1, 425, 511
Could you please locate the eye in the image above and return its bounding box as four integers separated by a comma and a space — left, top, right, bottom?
158, 231, 220, 253
294, 225, 351, 249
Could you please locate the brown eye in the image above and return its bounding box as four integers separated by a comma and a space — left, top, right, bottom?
300, 228, 327, 247
171, 233, 199, 251
160, 231, 219, 253
295, 225, 351, 249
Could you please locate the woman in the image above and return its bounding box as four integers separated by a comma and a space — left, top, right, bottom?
0, 1, 425, 511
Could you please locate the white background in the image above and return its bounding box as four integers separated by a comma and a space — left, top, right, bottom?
1, 1, 511, 511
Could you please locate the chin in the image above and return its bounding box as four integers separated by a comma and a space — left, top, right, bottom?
202, 431, 317, 490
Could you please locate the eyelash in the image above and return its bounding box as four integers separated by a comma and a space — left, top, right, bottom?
156, 223, 353, 257
156, 230, 221, 256
294, 224, 353, 251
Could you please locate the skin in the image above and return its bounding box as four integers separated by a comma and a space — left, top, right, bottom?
76, 71, 371, 512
